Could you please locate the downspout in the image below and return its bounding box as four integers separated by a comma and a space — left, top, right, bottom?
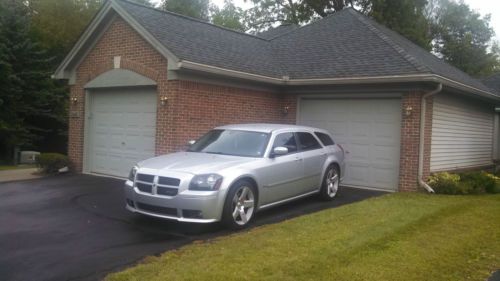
418, 83, 442, 193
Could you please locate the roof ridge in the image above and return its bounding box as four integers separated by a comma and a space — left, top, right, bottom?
115, 0, 270, 42
269, 8, 353, 41
347, 9, 431, 73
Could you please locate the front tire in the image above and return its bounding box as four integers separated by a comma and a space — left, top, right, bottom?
320, 165, 340, 200
221, 180, 257, 229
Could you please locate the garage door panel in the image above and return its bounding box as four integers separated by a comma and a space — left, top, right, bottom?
299, 98, 401, 191
88, 88, 157, 178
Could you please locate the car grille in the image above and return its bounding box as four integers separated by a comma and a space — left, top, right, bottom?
136, 202, 178, 217
135, 173, 180, 196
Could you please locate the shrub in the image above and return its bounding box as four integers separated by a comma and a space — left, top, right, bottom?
460, 171, 491, 194
428, 172, 464, 194
428, 171, 500, 195
36, 153, 69, 174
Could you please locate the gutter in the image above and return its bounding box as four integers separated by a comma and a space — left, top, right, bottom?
176, 60, 500, 102
418, 83, 442, 193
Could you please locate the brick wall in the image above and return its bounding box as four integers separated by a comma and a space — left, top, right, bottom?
398, 91, 432, 192
68, 16, 292, 171
164, 81, 294, 152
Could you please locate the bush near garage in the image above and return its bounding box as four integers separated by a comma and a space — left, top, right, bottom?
36, 153, 69, 174
428, 171, 500, 194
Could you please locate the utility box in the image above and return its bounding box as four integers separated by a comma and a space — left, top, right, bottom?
20, 151, 40, 164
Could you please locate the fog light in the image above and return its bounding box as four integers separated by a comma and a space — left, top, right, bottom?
183, 209, 203, 219
126, 199, 135, 208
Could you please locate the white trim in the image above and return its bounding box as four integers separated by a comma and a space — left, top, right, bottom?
82, 90, 92, 174
54, 0, 179, 80
178, 60, 499, 101
54, 1, 113, 79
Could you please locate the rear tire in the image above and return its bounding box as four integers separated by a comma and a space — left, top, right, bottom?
320, 165, 340, 201
221, 180, 257, 229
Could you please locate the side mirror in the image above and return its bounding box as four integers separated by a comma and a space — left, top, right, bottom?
187, 140, 196, 146
272, 146, 288, 157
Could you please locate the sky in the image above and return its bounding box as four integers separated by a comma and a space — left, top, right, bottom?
216, 0, 500, 41
155, 0, 500, 41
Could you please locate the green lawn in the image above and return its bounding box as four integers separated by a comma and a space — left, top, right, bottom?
0, 164, 36, 171
106, 193, 500, 281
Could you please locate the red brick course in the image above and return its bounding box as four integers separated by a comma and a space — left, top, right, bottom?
398, 91, 432, 192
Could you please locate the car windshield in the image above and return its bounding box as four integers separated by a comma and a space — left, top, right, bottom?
187, 129, 270, 157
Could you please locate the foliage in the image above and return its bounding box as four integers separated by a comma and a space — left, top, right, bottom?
243, 0, 312, 31
363, 0, 432, 50
161, 0, 210, 20
211, 0, 246, 31
428, 171, 500, 195
427, 172, 465, 194
429, 0, 500, 77
106, 193, 500, 281
36, 153, 69, 174
0, 0, 68, 162
27, 0, 102, 65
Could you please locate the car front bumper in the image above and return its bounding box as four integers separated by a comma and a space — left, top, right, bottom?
124, 180, 224, 223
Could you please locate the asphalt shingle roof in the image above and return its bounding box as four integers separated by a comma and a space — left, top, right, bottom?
257, 24, 299, 39
483, 73, 500, 94
117, 0, 493, 93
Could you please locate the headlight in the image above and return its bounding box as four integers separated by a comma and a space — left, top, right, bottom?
128, 166, 139, 181
189, 174, 223, 191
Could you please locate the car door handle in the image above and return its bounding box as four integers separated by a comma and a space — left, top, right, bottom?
294, 158, 303, 162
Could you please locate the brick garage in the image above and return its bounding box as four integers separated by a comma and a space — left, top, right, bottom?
55, 0, 500, 192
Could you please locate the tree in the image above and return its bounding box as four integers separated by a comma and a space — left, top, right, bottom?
211, 0, 246, 31
429, 0, 500, 76
28, 0, 102, 65
161, 0, 210, 20
243, 0, 313, 31
363, 0, 431, 50
0, 0, 68, 162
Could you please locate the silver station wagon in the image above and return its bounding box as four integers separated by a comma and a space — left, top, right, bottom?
124, 124, 345, 229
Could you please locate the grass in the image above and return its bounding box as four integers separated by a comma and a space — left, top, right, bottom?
106, 193, 500, 281
0, 164, 36, 171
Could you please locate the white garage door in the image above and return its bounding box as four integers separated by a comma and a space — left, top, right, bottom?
88, 88, 157, 177
299, 98, 402, 191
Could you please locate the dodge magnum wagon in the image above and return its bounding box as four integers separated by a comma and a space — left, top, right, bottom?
124, 124, 345, 228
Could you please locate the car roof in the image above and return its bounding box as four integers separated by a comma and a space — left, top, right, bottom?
215, 123, 328, 134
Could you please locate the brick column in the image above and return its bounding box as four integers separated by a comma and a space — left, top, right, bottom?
398, 91, 433, 192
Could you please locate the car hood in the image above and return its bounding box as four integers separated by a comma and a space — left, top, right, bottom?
138, 152, 256, 174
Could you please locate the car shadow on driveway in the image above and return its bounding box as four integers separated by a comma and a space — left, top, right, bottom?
0, 174, 386, 281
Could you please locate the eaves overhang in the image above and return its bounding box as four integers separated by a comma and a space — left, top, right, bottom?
177, 60, 500, 102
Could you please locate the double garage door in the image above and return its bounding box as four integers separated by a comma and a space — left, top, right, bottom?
299, 98, 402, 191
87, 88, 157, 177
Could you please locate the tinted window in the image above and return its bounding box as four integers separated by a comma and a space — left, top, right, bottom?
188, 129, 269, 157
315, 132, 334, 146
272, 133, 297, 154
297, 132, 322, 151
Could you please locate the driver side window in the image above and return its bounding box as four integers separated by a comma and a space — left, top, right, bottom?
272, 133, 298, 155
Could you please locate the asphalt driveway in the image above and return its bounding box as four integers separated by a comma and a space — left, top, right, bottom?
0, 174, 385, 281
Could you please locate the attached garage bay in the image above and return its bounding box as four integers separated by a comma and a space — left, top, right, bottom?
298, 98, 402, 191
85, 87, 157, 177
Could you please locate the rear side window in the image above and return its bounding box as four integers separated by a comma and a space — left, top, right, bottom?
314, 132, 335, 146
297, 132, 322, 151
273, 133, 298, 153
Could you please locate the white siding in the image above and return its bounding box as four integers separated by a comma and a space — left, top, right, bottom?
431, 94, 494, 171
